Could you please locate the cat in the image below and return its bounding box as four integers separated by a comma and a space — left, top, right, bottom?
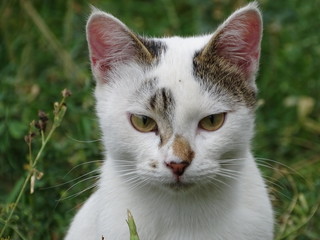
65, 2, 274, 240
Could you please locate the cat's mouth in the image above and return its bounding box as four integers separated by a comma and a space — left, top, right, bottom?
164, 181, 194, 191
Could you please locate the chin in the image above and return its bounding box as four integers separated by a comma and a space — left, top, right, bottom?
164, 181, 195, 192
146, 175, 197, 194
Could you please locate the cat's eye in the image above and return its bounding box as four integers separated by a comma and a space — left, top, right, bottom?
130, 114, 158, 132
198, 113, 225, 131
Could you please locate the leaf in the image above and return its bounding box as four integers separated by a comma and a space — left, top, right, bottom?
5, 176, 25, 204
126, 210, 140, 240
8, 120, 27, 139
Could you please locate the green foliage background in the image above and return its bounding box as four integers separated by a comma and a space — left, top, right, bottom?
0, 0, 319, 239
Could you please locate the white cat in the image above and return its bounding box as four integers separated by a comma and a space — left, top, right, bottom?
65, 2, 274, 240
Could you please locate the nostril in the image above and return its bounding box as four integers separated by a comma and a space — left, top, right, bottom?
166, 161, 190, 176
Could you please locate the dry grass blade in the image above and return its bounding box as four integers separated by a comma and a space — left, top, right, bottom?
20, 0, 86, 81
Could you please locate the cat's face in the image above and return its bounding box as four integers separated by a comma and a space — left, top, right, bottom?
87, 3, 262, 192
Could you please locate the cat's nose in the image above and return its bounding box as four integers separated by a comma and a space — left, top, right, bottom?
165, 161, 190, 176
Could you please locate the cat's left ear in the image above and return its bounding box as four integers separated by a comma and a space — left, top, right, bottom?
199, 2, 262, 80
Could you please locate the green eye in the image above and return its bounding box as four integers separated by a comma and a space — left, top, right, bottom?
130, 114, 157, 132
199, 113, 225, 131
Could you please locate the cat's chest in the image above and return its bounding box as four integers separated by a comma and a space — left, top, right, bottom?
98, 184, 236, 240
127, 213, 241, 240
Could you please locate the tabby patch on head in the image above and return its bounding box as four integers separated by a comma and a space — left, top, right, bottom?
193, 7, 262, 108
149, 87, 175, 116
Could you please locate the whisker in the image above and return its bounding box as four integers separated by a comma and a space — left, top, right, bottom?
218, 158, 247, 163
65, 160, 104, 177
256, 158, 302, 174
66, 135, 102, 143
256, 157, 306, 183
41, 169, 100, 190
60, 175, 99, 198
207, 174, 233, 189
58, 182, 98, 202
216, 172, 240, 182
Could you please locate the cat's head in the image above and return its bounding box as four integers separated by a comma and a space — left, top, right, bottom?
86, 3, 262, 193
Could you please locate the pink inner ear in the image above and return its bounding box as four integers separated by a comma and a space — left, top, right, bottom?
88, 16, 112, 67
216, 10, 262, 75
87, 14, 134, 79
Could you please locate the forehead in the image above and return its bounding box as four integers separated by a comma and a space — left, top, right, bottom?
150, 36, 209, 87
143, 37, 235, 110
128, 34, 254, 115
154, 35, 256, 108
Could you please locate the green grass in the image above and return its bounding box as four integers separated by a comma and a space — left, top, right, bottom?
0, 0, 319, 239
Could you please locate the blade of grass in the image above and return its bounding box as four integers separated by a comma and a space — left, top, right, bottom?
126, 210, 140, 240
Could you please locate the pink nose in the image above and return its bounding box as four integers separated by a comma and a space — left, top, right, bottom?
166, 161, 190, 176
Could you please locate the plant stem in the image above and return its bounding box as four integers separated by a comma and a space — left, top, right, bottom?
28, 140, 32, 167
0, 175, 30, 237
0, 218, 27, 240
0, 100, 65, 237
41, 129, 45, 145
32, 125, 57, 168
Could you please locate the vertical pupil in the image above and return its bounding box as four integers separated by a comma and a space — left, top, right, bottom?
142, 116, 148, 125
209, 115, 215, 124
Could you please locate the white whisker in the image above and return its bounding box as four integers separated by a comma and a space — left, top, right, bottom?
58, 183, 98, 202
67, 135, 102, 143
42, 169, 100, 190
64, 160, 104, 177
60, 175, 99, 198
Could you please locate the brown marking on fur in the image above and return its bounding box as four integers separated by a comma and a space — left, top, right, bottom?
127, 31, 154, 64
158, 126, 173, 147
149, 94, 157, 110
172, 135, 195, 163
126, 32, 167, 65
148, 87, 174, 114
139, 37, 167, 60
161, 88, 168, 110
149, 160, 158, 169
133, 81, 175, 148
193, 34, 257, 109
148, 87, 175, 147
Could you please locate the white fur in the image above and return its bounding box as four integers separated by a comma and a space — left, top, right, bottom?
65, 3, 273, 240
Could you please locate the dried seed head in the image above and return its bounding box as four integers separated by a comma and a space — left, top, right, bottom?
62, 88, 72, 98
38, 110, 49, 122
35, 120, 47, 132
36, 171, 44, 180
33, 111, 49, 132
54, 102, 60, 113
24, 132, 36, 144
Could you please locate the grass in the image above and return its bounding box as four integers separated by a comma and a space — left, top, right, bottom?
0, 0, 319, 239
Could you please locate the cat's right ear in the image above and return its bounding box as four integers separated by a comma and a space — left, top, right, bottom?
86, 8, 154, 84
